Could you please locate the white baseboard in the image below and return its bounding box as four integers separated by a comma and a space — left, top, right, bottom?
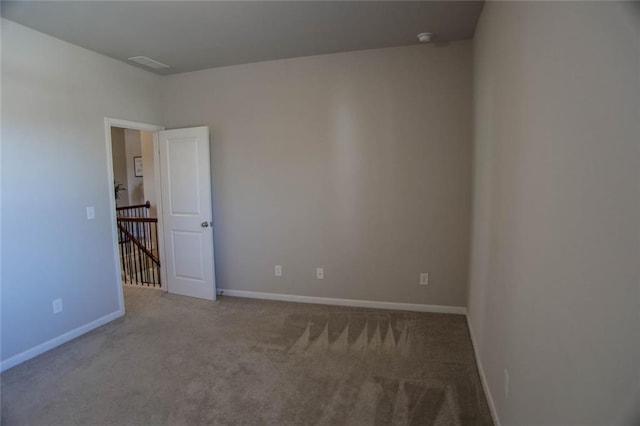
218, 289, 467, 315
0, 309, 124, 373
466, 315, 501, 426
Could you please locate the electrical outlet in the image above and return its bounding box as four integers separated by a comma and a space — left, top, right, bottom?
275, 265, 282, 277
420, 273, 429, 285
316, 268, 324, 280
52, 298, 63, 314
86, 206, 95, 220
504, 369, 510, 399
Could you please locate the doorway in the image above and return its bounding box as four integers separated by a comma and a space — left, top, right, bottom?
111, 126, 162, 288
105, 118, 166, 313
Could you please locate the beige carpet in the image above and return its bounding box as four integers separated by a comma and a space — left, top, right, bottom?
1, 287, 493, 425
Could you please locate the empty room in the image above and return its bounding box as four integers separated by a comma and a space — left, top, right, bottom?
1, 1, 638, 425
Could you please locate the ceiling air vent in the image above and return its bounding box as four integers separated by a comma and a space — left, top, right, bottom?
128, 56, 170, 70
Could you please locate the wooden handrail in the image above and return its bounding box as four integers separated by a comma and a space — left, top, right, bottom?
117, 217, 158, 223
116, 201, 150, 211
117, 223, 160, 265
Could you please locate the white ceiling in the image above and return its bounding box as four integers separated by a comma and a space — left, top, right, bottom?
1, 1, 484, 75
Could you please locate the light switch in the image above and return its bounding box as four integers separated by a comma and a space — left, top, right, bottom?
86, 206, 95, 220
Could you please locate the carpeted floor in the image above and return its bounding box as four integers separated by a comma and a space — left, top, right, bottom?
1, 288, 493, 425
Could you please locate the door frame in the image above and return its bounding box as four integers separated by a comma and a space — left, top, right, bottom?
104, 118, 167, 314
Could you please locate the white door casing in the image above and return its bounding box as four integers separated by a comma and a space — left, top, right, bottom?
159, 126, 216, 300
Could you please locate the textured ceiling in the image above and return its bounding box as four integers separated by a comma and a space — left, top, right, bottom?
2, 1, 484, 75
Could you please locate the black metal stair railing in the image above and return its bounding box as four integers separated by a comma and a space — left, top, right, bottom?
116, 202, 161, 287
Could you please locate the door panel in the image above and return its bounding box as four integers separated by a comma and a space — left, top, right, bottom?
167, 139, 200, 214
159, 126, 216, 300
171, 231, 204, 280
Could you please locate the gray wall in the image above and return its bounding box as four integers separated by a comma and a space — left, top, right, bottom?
110, 127, 127, 207
163, 43, 473, 307
124, 129, 144, 205
141, 131, 158, 217
468, 2, 640, 424
1, 19, 163, 362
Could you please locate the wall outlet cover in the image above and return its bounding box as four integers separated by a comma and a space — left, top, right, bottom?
420, 273, 429, 285
86, 206, 95, 220
52, 298, 63, 314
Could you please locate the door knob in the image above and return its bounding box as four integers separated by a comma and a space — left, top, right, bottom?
201, 221, 209, 228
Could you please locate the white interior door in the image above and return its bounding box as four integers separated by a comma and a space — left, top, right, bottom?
159, 126, 216, 300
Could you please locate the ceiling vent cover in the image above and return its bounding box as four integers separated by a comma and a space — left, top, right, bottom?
128, 56, 170, 70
